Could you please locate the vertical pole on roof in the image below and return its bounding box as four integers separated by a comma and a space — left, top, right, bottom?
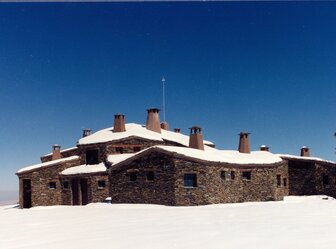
162, 76, 166, 122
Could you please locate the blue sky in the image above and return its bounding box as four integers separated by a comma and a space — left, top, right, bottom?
1, 2, 336, 198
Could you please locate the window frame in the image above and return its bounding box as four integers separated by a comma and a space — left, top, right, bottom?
98, 180, 106, 189
48, 181, 57, 190
146, 171, 155, 182
242, 171, 252, 181
183, 173, 197, 188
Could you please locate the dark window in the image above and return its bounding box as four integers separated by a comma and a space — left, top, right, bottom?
231, 171, 235, 180
283, 178, 287, 187
86, 150, 99, 165
146, 171, 154, 181
277, 175, 281, 187
323, 174, 330, 185
48, 182, 56, 189
133, 146, 141, 152
116, 147, 124, 154
129, 172, 137, 181
98, 180, 106, 189
184, 173, 197, 187
220, 171, 226, 180
242, 171, 251, 180
62, 181, 69, 190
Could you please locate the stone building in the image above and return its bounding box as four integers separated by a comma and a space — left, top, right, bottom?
16, 108, 336, 208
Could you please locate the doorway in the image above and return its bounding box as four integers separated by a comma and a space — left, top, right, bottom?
80, 179, 88, 205
71, 179, 80, 206
23, 179, 31, 208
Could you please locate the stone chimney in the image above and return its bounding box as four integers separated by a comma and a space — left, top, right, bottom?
300, 146, 310, 157
189, 126, 204, 150
52, 144, 61, 160
238, 132, 250, 153
113, 113, 126, 132
174, 128, 181, 133
82, 128, 92, 137
160, 122, 169, 131
146, 108, 161, 133
260, 145, 269, 152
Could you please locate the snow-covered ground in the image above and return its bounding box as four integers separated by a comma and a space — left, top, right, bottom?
1, 196, 335, 249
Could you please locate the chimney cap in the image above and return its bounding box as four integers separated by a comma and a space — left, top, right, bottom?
114, 113, 125, 117
53, 144, 60, 148
301, 146, 308, 149
239, 132, 251, 135
147, 108, 160, 113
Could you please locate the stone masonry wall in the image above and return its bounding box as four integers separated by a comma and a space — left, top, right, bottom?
174, 160, 288, 206
110, 152, 176, 205
17, 158, 81, 208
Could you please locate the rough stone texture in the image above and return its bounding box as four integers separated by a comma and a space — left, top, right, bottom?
17, 158, 81, 208
110, 152, 288, 206
40, 148, 78, 163
110, 152, 176, 205
61, 174, 109, 205
287, 158, 336, 198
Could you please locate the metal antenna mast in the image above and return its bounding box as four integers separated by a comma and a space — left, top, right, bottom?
162, 77, 166, 122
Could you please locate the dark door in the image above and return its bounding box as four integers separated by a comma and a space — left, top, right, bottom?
80, 179, 88, 205
23, 179, 31, 208
71, 179, 80, 206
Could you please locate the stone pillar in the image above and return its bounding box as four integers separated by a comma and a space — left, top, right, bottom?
146, 108, 161, 133
238, 132, 250, 153
82, 128, 92, 137
113, 114, 126, 132
189, 126, 204, 150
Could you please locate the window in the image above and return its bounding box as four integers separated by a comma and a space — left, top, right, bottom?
283, 178, 287, 187
116, 147, 124, 154
242, 171, 251, 180
133, 146, 141, 152
98, 180, 106, 189
277, 175, 281, 187
230, 171, 235, 180
62, 181, 69, 190
86, 150, 99, 165
129, 172, 137, 181
220, 171, 226, 180
48, 182, 56, 189
146, 171, 154, 181
323, 174, 330, 186
184, 173, 197, 187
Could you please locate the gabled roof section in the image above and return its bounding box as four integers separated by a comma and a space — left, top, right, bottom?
108, 145, 283, 170
41, 146, 77, 157
77, 123, 214, 147
277, 154, 335, 164
17, 156, 80, 174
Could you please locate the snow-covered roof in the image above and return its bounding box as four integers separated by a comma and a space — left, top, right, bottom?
42, 147, 78, 157
77, 123, 214, 147
277, 154, 335, 164
110, 145, 283, 167
61, 154, 135, 175
17, 156, 80, 174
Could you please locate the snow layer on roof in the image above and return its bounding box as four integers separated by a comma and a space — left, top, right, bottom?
42, 147, 77, 157
61, 163, 107, 175
77, 123, 213, 146
152, 146, 283, 165
62, 154, 136, 175
277, 154, 335, 164
17, 156, 80, 174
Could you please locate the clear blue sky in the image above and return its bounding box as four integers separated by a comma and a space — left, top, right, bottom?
1, 2, 336, 198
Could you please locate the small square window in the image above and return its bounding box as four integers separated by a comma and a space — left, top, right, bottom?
62, 181, 69, 190
323, 174, 330, 185
116, 147, 124, 154
129, 172, 137, 181
277, 175, 281, 187
48, 182, 56, 189
242, 171, 251, 180
184, 173, 197, 187
146, 171, 154, 181
98, 180, 106, 189
231, 171, 235, 180
220, 171, 226, 180
133, 146, 141, 152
